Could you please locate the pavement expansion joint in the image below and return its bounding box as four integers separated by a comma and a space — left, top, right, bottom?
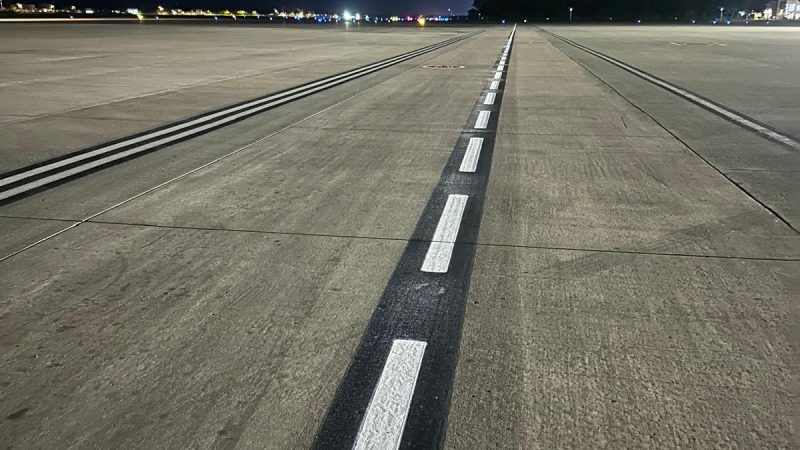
0, 214, 79, 223
68, 219, 800, 263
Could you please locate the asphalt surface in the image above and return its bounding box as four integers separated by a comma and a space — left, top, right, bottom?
0, 24, 797, 449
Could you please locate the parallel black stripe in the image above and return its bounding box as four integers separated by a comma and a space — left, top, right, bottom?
0, 33, 478, 204
313, 28, 514, 449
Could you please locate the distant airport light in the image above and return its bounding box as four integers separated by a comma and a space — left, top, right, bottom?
417, 16, 426, 26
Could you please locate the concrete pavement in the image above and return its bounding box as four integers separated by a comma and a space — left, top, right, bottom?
0, 23, 470, 172
0, 24, 797, 449
0, 25, 504, 448
446, 27, 797, 449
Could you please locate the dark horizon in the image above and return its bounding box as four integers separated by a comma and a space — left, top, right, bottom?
470, 0, 769, 21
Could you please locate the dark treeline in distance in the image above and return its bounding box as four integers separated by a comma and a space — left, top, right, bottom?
469, 0, 765, 21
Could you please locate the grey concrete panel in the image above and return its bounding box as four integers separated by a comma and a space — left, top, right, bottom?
0, 222, 404, 449
544, 29, 800, 227
0, 48, 460, 222
95, 128, 455, 239
540, 25, 800, 138
447, 244, 797, 449
0, 24, 474, 170
0, 217, 72, 257
479, 133, 800, 259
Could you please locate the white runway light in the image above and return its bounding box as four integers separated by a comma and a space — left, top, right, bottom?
353, 340, 427, 450
421, 194, 469, 273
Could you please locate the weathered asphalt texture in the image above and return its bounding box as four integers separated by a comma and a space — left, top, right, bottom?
1, 24, 797, 449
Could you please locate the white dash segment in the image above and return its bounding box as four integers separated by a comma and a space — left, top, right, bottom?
497, 63, 505, 71
484, 92, 496, 105
459, 137, 484, 173
421, 194, 468, 273
475, 110, 491, 129
353, 339, 427, 450
490, 80, 500, 90
493, 71, 502, 79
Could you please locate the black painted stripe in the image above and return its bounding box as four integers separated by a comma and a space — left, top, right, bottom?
313, 27, 515, 449
0, 33, 479, 204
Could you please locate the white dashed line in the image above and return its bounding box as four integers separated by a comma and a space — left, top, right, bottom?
353, 340, 427, 450
490, 81, 500, 90
475, 111, 491, 129
484, 92, 496, 105
493, 71, 502, 80
459, 137, 484, 173
421, 194, 468, 273
497, 63, 505, 71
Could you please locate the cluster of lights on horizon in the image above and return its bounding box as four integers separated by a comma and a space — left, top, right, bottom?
2, 2, 457, 24
120, 6, 452, 24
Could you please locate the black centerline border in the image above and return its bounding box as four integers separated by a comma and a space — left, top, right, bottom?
312, 27, 515, 449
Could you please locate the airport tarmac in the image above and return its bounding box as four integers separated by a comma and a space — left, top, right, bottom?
0, 23, 797, 449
